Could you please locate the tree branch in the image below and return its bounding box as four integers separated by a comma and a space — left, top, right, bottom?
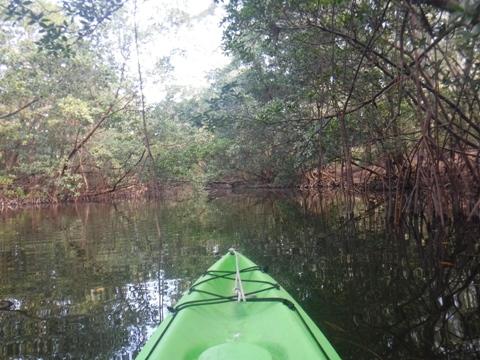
0, 98, 38, 120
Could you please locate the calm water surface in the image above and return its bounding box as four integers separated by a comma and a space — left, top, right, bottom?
1, 190, 479, 359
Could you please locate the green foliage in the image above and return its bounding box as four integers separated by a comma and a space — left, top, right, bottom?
144, 95, 230, 188
3, 0, 128, 56
0, 3, 144, 202
2, 0, 480, 213
53, 172, 82, 197
202, 0, 480, 221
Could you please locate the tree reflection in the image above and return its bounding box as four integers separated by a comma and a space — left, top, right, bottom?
0, 193, 479, 359
292, 208, 480, 359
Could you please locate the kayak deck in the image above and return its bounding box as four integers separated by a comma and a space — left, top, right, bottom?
136, 250, 341, 359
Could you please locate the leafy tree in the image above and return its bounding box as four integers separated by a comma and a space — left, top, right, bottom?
2, 0, 128, 56
0, 2, 143, 202
212, 0, 480, 219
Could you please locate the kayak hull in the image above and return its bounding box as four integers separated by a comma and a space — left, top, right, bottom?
136, 250, 340, 359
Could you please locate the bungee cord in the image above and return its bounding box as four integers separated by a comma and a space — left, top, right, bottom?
229, 247, 247, 302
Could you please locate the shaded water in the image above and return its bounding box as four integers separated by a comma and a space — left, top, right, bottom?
1, 189, 479, 359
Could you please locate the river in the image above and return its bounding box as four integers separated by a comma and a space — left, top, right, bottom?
1, 189, 479, 359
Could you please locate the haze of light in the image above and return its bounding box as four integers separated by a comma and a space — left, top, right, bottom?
134, 0, 230, 102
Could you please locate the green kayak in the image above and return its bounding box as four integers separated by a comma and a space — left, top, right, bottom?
136, 249, 341, 359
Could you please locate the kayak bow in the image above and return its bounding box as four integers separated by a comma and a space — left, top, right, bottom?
136, 249, 341, 359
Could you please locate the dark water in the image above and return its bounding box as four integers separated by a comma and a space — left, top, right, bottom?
1, 189, 479, 359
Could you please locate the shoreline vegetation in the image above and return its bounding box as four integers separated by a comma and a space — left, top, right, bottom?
2, 155, 478, 223
1, 1, 479, 223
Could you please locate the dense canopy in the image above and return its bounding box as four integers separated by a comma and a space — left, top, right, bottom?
1, 0, 479, 222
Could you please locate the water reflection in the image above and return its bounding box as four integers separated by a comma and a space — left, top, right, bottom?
0, 190, 479, 359
330, 212, 480, 359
